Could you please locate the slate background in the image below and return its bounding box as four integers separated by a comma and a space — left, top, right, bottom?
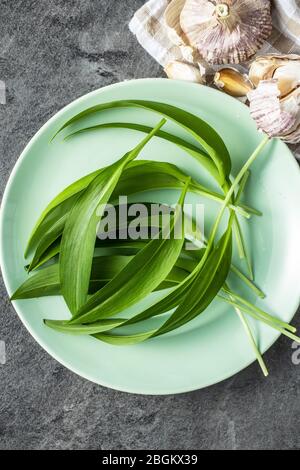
0, 0, 299, 450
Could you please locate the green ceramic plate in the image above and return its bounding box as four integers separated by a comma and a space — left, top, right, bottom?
1, 79, 300, 394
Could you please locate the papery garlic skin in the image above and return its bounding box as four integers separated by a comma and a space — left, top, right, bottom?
180, 0, 272, 65
165, 0, 188, 47
280, 87, 300, 144
214, 67, 253, 97
165, 61, 206, 84
248, 80, 299, 141
165, 0, 202, 64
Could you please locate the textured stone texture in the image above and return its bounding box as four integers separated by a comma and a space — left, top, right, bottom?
0, 0, 299, 451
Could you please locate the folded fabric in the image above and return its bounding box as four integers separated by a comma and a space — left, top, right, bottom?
273, 0, 300, 46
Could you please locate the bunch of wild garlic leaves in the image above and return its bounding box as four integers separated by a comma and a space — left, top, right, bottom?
12, 100, 300, 376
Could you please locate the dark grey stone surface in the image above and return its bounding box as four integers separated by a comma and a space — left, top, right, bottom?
0, 0, 299, 451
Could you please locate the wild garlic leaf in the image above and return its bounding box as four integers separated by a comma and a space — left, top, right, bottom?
53, 99, 231, 184
66, 121, 220, 181
26, 157, 250, 271
11, 263, 60, 300
70, 181, 190, 324
26, 196, 202, 273
27, 114, 254, 261
25, 161, 202, 268
94, 330, 155, 346
44, 318, 127, 335
25, 161, 192, 259
28, 214, 68, 271
28, 237, 61, 271
94, 224, 232, 345
25, 172, 101, 257
27, 118, 217, 257
60, 120, 166, 314
12, 255, 190, 301
154, 223, 233, 337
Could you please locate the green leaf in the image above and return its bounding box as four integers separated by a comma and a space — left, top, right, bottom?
12, 255, 190, 300
53, 99, 231, 184
94, 222, 232, 345
94, 136, 271, 344
11, 263, 60, 300
44, 318, 126, 335
25, 160, 205, 260
25, 174, 100, 257
66, 121, 220, 180
28, 198, 202, 272
27, 119, 217, 257
95, 330, 155, 346
26, 158, 251, 270
28, 215, 67, 271
27, 237, 61, 271
154, 221, 233, 337
60, 119, 166, 314
70, 181, 190, 324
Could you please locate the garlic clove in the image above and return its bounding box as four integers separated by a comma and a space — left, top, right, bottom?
180, 0, 272, 65
249, 54, 300, 88
248, 57, 278, 87
164, 60, 205, 84
164, 0, 188, 46
247, 79, 298, 140
214, 67, 254, 97
273, 62, 300, 97
179, 44, 202, 64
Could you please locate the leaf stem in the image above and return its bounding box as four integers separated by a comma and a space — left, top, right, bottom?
230, 265, 265, 298
224, 285, 268, 377
223, 288, 296, 333
235, 307, 269, 377
191, 135, 269, 282
220, 296, 299, 343
208, 135, 270, 249
125, 118, 167, 162
233, 218, 254, 280
191, 184, 251, 218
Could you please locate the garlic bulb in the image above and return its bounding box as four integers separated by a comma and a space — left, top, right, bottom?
248, 80, 300, 143
249, 54, 300, 97
214, 67, 253, 97
180, 0, 272, 65
165, 61, 206, 84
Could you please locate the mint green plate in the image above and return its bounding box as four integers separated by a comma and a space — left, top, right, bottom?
1, 79, 300, 394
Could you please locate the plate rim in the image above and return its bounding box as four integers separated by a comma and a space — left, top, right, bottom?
1, 77, 300, 395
